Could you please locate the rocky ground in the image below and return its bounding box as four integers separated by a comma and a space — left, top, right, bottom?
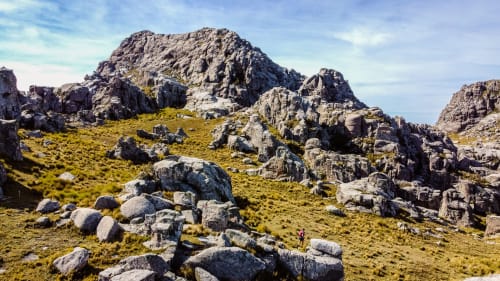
0, 28, 499, 280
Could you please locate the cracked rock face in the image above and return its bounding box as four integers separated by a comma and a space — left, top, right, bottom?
95, 28, 304, 115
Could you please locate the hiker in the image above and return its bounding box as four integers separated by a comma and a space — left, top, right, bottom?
298, 228, 305, 247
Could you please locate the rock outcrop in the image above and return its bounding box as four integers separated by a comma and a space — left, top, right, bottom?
96, 28, 304, 116
153, 156, 235, 203
484, 215, 500, 237
436, 80, 499, 134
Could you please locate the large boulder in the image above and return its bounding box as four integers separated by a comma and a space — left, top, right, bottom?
303, 138, 373, 183
277, 247, 344, 281
70, 208, 103, 232
53, 247, 90, 276
94, 195, 119, 210
195, 267, 219, 281
153, 156, 235, 203
120, 196, 156, 220
183, 247, 266, 281
97, 216, 122, 242
484, 215, 500, 237
0, 119, 22, 161
438, 189, 475, 227
124, 179, 156, 195
258, 146, 308, 182
209, 119, 238, 149
309, 239, 343, 258
0, 67, 21, 120
336, 172, 397, 217
35, 198, 60, 214
106, 136, 156, 164
241, 114, 281, 162
109, 269, 156, 281
99, 253, 169, 281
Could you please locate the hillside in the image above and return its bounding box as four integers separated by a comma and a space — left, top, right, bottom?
0, 28, 499, 281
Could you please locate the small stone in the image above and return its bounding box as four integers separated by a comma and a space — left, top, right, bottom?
53, 247, 90, 276
35, 216, 52, 228
35, 198, 60, 214
94, 195, 119, 210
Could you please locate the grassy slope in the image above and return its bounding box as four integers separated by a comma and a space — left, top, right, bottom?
0, 108, 498, 281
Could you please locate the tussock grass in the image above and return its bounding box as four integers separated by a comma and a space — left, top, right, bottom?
0, 107, 498, 280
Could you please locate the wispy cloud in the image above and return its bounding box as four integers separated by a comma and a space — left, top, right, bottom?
333, 28, 392, 47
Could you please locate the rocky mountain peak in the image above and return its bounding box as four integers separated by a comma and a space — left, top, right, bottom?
436, 80, 500, 134
95, 27, 304, 112
298, 68, 365, 108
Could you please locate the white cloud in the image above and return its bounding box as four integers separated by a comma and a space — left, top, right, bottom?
333, 28, 392, 47
2, 62, 85, 91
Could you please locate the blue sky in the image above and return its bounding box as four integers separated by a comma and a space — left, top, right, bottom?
1, 0, 499, 124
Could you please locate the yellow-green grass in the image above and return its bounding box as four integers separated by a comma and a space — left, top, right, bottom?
0, 108, 498, 280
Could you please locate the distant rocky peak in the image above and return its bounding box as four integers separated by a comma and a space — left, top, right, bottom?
299, 68, 365, 109
436, 79, 500, 133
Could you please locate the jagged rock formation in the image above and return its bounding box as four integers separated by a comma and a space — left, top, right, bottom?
0, 67, 22, 161
436, 80, 500, 134
96, 28, 304, 116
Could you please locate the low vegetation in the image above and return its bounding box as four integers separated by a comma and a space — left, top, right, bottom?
0, 108, 499, 280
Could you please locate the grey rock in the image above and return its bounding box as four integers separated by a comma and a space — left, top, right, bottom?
97, 216, 122, 242
259, 146, 308, 182
181, 209, 199, 224
225, 229, 257, 250
173, 191, 197, 209
0, 119, 22, 161
227, 135, 254, 153
437, 80, 500, 133
209, 120, 237, 149
70, 208, 102, 232
304, 139, 373, 183
438, 189, 475, 227
242, 157, 254, 165
106, 136, 156, 164
94, 195, 119, 210
120, 196, 156, 220
195, 267, 219, 281
0, 67, 21, 120
58, 172, 76, 181
60, 211, 72, 219
198, 200, 229, 232
124, 179, 156, 195
278, 247, 344, 281
153, 156, 235, 203
143, 194, 174, 211
62, 203, 77, 212
110, 269, 156, 281
336, 172, 397, 217
241, 114, 281, 162
309, 239, 342, 258
35, 216, 52, 228
485, 215, 500, 237
325, 205, 345, 216
53, 247, 90, 276
183, 246, 266, 281
36, 198, 60, 214
99, 253, 170, 281
95, 28, 303, 116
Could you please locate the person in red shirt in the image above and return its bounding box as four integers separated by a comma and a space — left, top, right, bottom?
298, 228, 305, 248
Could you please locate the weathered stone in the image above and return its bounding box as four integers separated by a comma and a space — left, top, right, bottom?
0, 67, 21, 120
183, 247, 266, 281
99, 253, 170, 281
143, 194, 174, 211
35, 216, 52, 228
438, 189, 475, 227
195, 267, 219, 281
0, 119, 22, 161
225, 229, 257, 250
120, 196, 156, 220
153, 156, 235, 203
110, 269, 156, 281
53, 247, 90, 275
173, 191, 197, 209
259, 146, 308, 182
325, 205, 345, 216
242, 114, 280, 162
94, 195, 119, 210
70, 208, 102, 232
124, 179, 156, 195
485, 215, 500, 237
36, 198, 60, 214
309, 239, 342, 258
106, 136, 156, 164
198, 200, 229, 232
227, 135, 254, 153
97, 216, 122, 242
336, 172, 397, 217
58, 172, 76, 181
